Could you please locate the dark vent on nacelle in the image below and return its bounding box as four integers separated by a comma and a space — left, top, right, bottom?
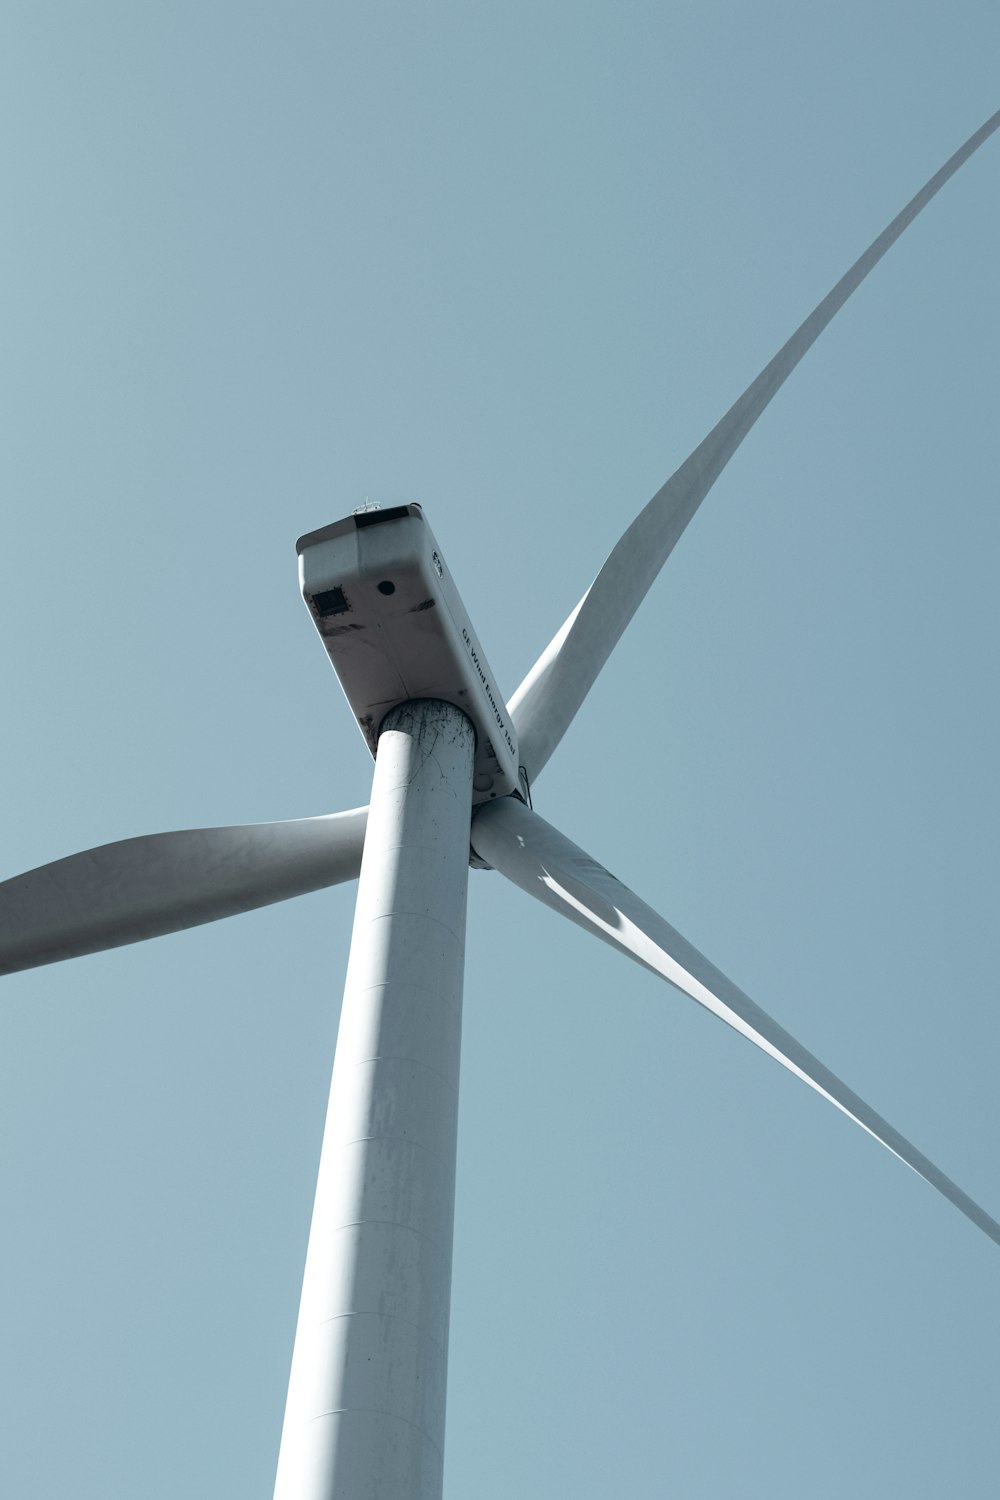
355, 505, 412, 529
312, 586, 351, 618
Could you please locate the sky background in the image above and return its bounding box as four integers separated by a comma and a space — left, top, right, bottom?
1, 4, 998, 1496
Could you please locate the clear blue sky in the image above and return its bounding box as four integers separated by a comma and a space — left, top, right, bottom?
1, 5, 997, 1496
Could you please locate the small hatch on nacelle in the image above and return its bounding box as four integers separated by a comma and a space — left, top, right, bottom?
311, 586, 351, 618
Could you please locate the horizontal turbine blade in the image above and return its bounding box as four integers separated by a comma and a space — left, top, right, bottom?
509, 109, 1000, 783
0, 809, 368, 975
472, 797, 1000, 1249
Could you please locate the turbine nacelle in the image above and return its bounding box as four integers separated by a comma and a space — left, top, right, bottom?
297, 503, 519, 803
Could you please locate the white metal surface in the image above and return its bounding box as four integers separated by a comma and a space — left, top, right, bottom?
298, 505, 519, 802
0, 809, 368, 974
273, 699, 475, 1500
508, 108, 1000, 784
472, 796, 1000, 1247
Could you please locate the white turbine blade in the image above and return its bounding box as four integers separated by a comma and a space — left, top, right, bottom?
509, 109, 1000, 783
0, 809, 368, 975
472, 797, 1000, 1249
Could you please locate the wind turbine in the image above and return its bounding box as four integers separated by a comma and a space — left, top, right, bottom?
2, 109, 998, 1499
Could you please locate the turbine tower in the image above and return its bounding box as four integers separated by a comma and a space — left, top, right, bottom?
2, 110, 998, 1499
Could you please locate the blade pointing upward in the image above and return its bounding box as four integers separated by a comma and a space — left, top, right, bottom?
472, 797, 1000, 1249
0, 809, 368, 975
509, 108, 1000, 783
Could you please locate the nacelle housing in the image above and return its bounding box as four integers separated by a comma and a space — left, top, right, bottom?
297, 505, 519, 803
